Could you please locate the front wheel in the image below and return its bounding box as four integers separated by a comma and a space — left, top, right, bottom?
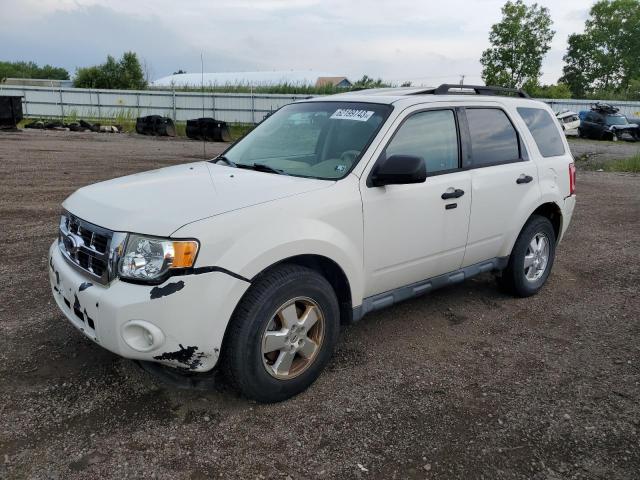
222, 264, 340, 402
498, 215, 556, 297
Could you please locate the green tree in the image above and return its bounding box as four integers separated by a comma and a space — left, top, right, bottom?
480, 0, 555, 90
74, 52, 148, 89
561, 0, 640, 98
352, 75, 390, 89
0, 60, 69, 81
529, 83, 572, 99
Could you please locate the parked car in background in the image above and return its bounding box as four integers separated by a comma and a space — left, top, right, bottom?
555, 110, 580, 131
578, 103, 639, 141
627, 116, 640, 129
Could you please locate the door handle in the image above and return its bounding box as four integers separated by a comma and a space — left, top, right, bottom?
441, 188, 465, 200
516, 174, 533, 184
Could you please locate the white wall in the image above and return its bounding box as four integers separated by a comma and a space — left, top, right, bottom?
1, 85, 639, 124
0, 85, 313, 124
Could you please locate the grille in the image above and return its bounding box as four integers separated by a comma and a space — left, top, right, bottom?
59, 212, 114, 284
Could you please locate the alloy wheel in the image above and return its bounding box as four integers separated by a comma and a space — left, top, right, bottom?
261, 297, 325, 380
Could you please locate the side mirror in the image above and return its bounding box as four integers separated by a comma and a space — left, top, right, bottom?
370, 154, 427, 187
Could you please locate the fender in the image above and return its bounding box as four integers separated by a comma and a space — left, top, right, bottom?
498, 193, 564, 258
174, 178, 365, 306
217, 224, 364, 306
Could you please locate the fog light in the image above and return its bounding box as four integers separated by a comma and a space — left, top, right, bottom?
122, 320, 165, 352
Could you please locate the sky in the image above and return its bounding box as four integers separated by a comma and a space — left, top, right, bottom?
0, 0, 591, 86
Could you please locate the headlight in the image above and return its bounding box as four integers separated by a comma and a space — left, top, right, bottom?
118, 234, 199, 282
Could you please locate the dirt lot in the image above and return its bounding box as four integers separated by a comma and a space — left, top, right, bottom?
568, 136, 639, 168
1, 131, 639, 479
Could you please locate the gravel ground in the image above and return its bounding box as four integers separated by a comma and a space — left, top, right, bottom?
0, 130, 639, 479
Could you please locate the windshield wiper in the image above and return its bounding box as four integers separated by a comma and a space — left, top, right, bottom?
250, 163, 289, 175
214, 155, 238, 168
216, 158, 288, 175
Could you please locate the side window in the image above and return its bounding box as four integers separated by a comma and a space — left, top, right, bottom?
385, 110, 459, 174
465, 108, 520, 167
517, 107, 565, 157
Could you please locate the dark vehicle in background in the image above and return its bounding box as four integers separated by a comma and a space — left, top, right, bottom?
578, 103, 639, 141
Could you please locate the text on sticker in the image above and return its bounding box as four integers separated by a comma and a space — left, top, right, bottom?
330, 109, 375, 122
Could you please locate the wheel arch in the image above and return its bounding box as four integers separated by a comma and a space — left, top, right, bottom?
501, 200, 564, 259
531, 202, 562, 242
251, 254, 354, 325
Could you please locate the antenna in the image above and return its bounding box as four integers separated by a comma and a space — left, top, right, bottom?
201, 52, 206, 159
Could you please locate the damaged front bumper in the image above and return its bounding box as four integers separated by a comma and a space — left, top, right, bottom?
48, 241, 250, 372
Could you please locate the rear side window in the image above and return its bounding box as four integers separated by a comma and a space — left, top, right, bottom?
517, 107, 565, 157
465, 108, 520, 167
385, 109, 459, 174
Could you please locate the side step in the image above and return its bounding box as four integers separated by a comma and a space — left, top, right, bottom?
352, 257, 509, 321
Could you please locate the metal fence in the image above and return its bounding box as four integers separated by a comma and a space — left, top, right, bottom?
1, 84, 639, 124
0, 85, 313, 124
541, 98, 640, 117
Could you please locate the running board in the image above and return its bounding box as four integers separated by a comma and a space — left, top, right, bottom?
352, 257, 509, 322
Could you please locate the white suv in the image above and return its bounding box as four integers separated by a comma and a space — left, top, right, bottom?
49, 85, 576, 402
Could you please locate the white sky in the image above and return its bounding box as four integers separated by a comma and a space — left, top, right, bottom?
0, 0, 591, 85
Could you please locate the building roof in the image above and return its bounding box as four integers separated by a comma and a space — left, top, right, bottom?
315, 76, 351, 87
151, 71, 351, 88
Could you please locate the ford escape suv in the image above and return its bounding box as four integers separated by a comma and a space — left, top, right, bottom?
49, 84, 576, 402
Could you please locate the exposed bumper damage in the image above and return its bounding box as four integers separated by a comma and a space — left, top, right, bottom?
48, 242, 250, 372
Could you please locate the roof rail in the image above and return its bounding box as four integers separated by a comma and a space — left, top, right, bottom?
432, 84, 530, 98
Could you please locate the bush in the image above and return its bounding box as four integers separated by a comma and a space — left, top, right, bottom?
74, 52, 147, 90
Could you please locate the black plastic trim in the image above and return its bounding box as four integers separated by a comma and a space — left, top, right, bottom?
352, 256, 509, 322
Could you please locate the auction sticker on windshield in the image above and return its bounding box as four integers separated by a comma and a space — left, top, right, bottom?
330, 109, 375, 122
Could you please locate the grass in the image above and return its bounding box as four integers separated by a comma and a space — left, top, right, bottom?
594, 155, 640, 173
158, 82, 356, 96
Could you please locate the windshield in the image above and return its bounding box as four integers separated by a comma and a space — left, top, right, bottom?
606, 115, 628, 126
219, 102, 392, 179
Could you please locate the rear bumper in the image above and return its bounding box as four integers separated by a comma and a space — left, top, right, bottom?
560, 195, 576, 243
48, 241, 250, 372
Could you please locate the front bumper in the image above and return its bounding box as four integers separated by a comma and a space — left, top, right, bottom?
48, 241, 250, 372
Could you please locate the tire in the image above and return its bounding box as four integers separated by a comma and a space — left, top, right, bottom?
222, 264, 340, 402
498, 215, 556, 298
577, 127, 584, 138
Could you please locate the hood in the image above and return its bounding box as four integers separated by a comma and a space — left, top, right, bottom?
63, 162, 331, 236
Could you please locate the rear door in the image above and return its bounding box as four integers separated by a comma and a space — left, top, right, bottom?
460, 106, 540, 267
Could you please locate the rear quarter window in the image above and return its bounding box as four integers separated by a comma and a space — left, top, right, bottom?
517, 107, 565, 158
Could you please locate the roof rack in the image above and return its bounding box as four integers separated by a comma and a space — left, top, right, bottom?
591, 102, 619, 114
432, 84, 530, 98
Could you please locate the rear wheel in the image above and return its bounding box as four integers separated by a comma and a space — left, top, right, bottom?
222, 264, 340, 402
499, 215, 556, 297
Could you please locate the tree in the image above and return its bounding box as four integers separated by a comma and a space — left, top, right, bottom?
352, 75, 390, 89
0, 61, 69, 81
561, 0, 640, 98
74, 52, 148, 89
480, 0, 555, 90
529, 83, 572, 99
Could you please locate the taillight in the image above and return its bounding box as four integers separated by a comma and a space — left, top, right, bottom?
569, 163, 576, 195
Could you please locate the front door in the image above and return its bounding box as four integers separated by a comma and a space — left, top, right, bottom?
360, 108, 472, 297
